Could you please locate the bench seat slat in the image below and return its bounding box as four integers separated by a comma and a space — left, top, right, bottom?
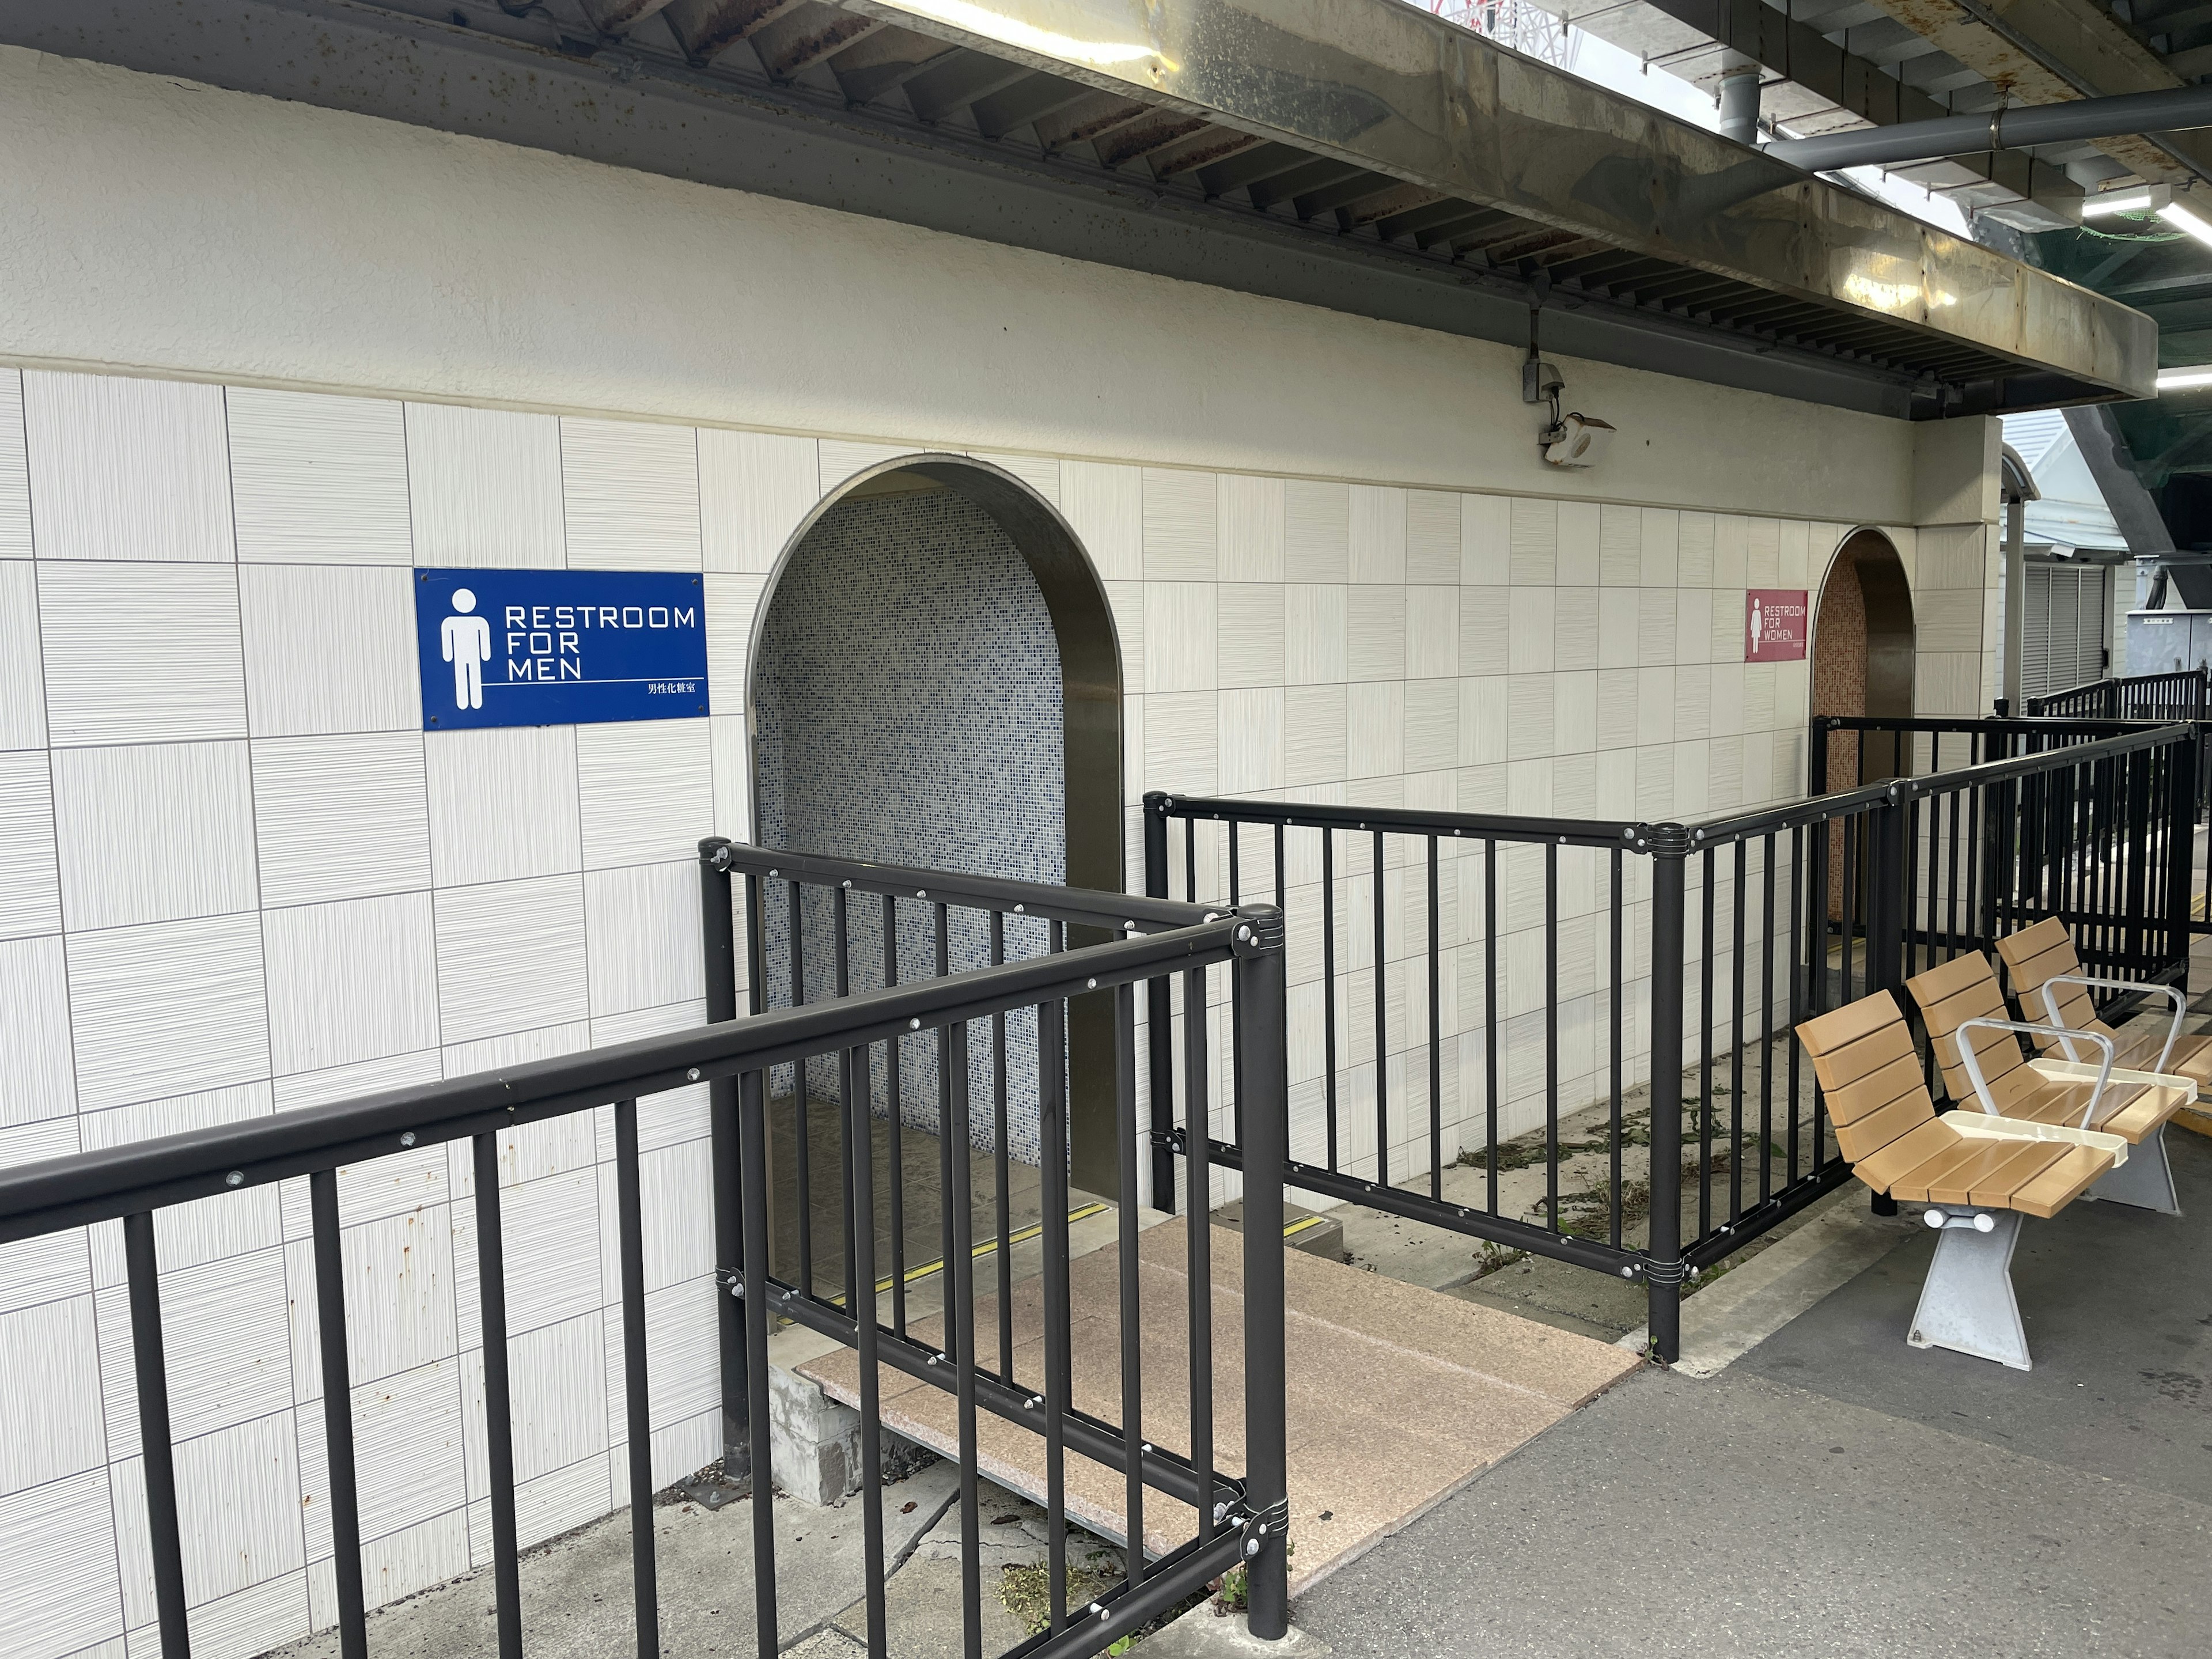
1923, 1140, 2050, 1207
1967, 1141, 2070, 1206
2011, 1143, 2115, 1219
1887, 1140, 1996, 1205
1806, 1021, 1915, 1093
1850, 1118, 1960, 1195
1823, 1052, 1926, 1128
1832, 1090, 1935, 1162
1797, 993, 1904, 1060
1906, 950, 1991, 1003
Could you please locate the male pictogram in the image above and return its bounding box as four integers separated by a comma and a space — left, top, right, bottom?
442, 588, 491, 710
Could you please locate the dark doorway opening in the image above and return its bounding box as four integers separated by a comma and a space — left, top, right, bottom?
749, 455, 1124, 1194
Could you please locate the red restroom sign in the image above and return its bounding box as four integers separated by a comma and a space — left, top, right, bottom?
1745, 589, 1809, 662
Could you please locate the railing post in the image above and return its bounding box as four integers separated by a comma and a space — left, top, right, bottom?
2169, 733, 2199, 990
1866, 786, 1910, 994
698, 839, 751, 1480
1643, 832, 1688, 1366
1807, 717, 1828, 798
1232, 906, 1290, 1642
1143, 792, 1178, 1212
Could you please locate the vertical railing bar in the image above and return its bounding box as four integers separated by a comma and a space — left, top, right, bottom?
124, 1211, 192, 1659
1372, 827, 1388, 1191
1321, 828, 1339, 1173
1428, 835, 1442, 1201
739, 1070, 779, 1659
1183, 963, 1215, 1552
1788, 826, 1805, 1184
1230, 826, 1245, 1146
846, 1039, 889, 1659
1946, 783, 1963, 957
1902, 794, 1920, 983
615, 1097, 661, 1659
309, 1171, 368, 1659
835, 885, 858, 1319
1114, 982, 1147, 1594
1840, 816, 1858, 1006
936, 904, 953, 1296
991, 911, 1014, 1384
1609, 848, 1624, 1252
1185, 815, 1198, 905
1485, 839, 1500, 1218
1697, 847, 1715, 1247
473, 1132, 525, 1659
710, 860, 752, 1489
1759, 834, 1777, 1207
946, 1023, 984, 1659
1236, 916, 1291, 1642
1729, 839, 1746, 1226
1144, 798, 1177, 1216
884, 895, 907, 1339
1544, 843, 1559, 1233
1041, 971, 1073, 1635
789, 879, 813, 1300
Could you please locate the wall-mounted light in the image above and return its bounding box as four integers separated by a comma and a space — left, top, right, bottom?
2082, 183, 2212, 249
2156, 366, 2212, 392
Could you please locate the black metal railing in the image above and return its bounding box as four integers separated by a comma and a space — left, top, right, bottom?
0, 845, 1291, 1659
1145, 719, 2198, 1364
2023, 667, 2209, 722
1821, 712, 2212, 937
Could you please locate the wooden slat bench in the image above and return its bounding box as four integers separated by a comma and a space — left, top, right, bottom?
1904, 949, 2193, 1217
1797, 990, 2129, 1370
1995, 918, 2212, 1146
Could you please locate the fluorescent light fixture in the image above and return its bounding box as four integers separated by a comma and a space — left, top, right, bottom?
2080, 182, 2212, 248
2159, 197, 2212, 249
2082, 184, 2169, 217
2157, 366, 2212, 392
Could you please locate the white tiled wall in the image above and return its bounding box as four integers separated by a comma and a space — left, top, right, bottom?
0, 366, 1989, 1658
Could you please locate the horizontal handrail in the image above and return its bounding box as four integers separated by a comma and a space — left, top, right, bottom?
1161, 721, 2197, 861
0, 909, 1260, 1244
1683, 721, 2197, 850
709, 837, 1222, 932
1895, 721, 2195, 800
1143, 791, 1641, 850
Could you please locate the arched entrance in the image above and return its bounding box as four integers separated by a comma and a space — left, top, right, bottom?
1812, 528, 1915, 791
748, 454, 1123, 1192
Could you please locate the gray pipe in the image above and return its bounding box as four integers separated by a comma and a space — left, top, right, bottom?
1717, 66, 1761, 147
1765, 82, 2212, 173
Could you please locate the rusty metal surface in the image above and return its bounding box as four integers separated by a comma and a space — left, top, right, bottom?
841, 0, 2156, 398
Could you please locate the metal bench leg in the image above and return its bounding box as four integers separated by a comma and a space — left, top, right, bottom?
2085, 1126, 2181, 1216
1908, 1210, 2030, 1372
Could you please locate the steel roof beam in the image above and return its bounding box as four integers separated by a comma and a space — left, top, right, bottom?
1624, 0, 2078, 221
842, 0, 2151, 398
902, 46, 1031, 122
753, 3, 884, 78
967, 71, 1093, 138
1851, 0, 2212, 186
662, 0, 808, 59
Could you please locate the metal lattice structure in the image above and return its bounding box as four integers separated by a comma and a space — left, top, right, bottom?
1432, 0, 1577, 71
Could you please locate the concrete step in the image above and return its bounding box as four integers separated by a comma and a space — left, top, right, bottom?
801, 1216, 1641, 1596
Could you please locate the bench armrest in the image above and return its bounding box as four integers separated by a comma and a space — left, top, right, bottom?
1957, 1017, 2113, 1131
2039, 974, 2187, 1073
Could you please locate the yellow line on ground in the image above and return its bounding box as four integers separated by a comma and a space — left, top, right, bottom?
868, 1202, 1112, 1296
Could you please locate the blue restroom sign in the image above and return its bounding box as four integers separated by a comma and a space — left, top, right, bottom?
414, 569, 710, 729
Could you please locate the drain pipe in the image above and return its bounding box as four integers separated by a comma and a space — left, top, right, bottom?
1764, 82, 2212, 173
1717, 63, 1762, 147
